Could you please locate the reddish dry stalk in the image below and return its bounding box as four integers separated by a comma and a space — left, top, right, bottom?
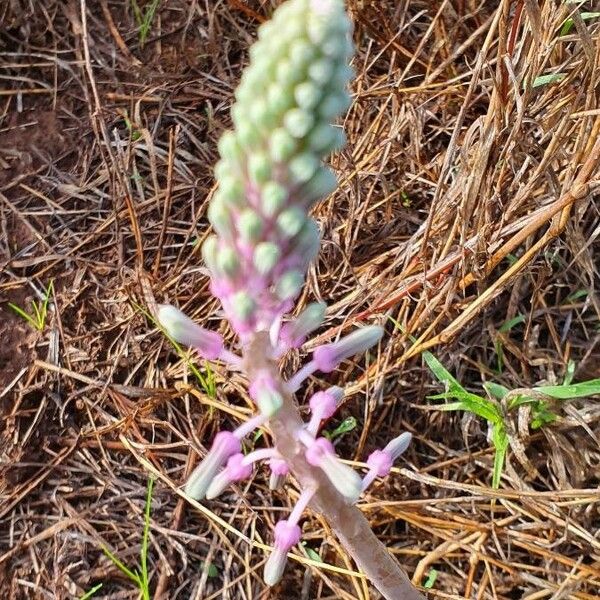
244, 333, 425, 600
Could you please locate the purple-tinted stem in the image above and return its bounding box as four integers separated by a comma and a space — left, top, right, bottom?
243, 332, 425, 600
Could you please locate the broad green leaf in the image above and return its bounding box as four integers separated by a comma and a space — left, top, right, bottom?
484, 381, 510, 401
491, 425, 509, 489
534, 379, 600, 399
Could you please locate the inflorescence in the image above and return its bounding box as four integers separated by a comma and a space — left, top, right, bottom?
158, 0, 412, 586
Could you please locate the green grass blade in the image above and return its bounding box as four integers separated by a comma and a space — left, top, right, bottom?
534, 379, 600, 399
422, 350, 466, 392
131, 0, 143, 26
80, 583, 103, 599
140, 477, 154, 600
483, 381, 510, 400
499, 314, 525, 333
139, 0, 161, 47
491, 425, 509, 489
8, 303, 39, 329
102, 546, 140, 584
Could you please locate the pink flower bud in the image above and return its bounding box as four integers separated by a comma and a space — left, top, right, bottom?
269, 457, 290, 476
206, 452, 254, 499
157, 304, 223, 360
312, 325, 383, 372
309, 388, 341, 419
366, 449, 393, 477
305, 437, 362, 501
264, 520, 302, 586
185, 431, 241, 500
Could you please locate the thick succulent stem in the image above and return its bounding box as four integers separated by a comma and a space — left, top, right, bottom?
244, 333, 425, 600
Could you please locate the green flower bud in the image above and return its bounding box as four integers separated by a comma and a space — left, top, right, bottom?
303, 167, 338, 203
276, 59, 305, 88
208, 200, 232, 237
253, 241, 281, 275
295, 218, 321, 260
268, 84, 294, 115
261, 181, 288, 217
250, 98, 276, 129
295, 81, 321, 109
270, 128, 297, 162
218, 130, 243, 164
238, 209, 264, 243
319, 92, 351, 120
289, 153, 319, 184
288, 38, 317, 69
284, 108, 314, 138
201, 235, 219, 271
236, 119, 260, 148
309, 59, 334, 85
217, 246, 240, 276
333, 64, 356, 87
231, 291, 256, 321
218, 175, 244, 207
277, 206, 305, 238
276, 270, 304, 300
248, 153, 272, 184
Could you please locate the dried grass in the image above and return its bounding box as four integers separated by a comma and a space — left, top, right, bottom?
1, 1, 599, 598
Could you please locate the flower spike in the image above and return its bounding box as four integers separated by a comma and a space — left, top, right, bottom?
153, 1, 425, 595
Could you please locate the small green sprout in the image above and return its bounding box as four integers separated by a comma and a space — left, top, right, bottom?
80, 583, 103, 600
101, 477, 155, 600
131, 0, 161, 48
494, 313, 526, 373
8, 279, 54, 331
323, 415, 357, 441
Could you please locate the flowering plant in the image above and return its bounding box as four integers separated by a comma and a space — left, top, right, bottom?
158, 1, 423, 597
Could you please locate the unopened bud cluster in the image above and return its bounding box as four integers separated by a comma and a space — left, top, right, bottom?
156, 0, 414, 589
203, 0, 354, 337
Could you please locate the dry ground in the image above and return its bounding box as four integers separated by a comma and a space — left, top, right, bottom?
1, 1, 600, 599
